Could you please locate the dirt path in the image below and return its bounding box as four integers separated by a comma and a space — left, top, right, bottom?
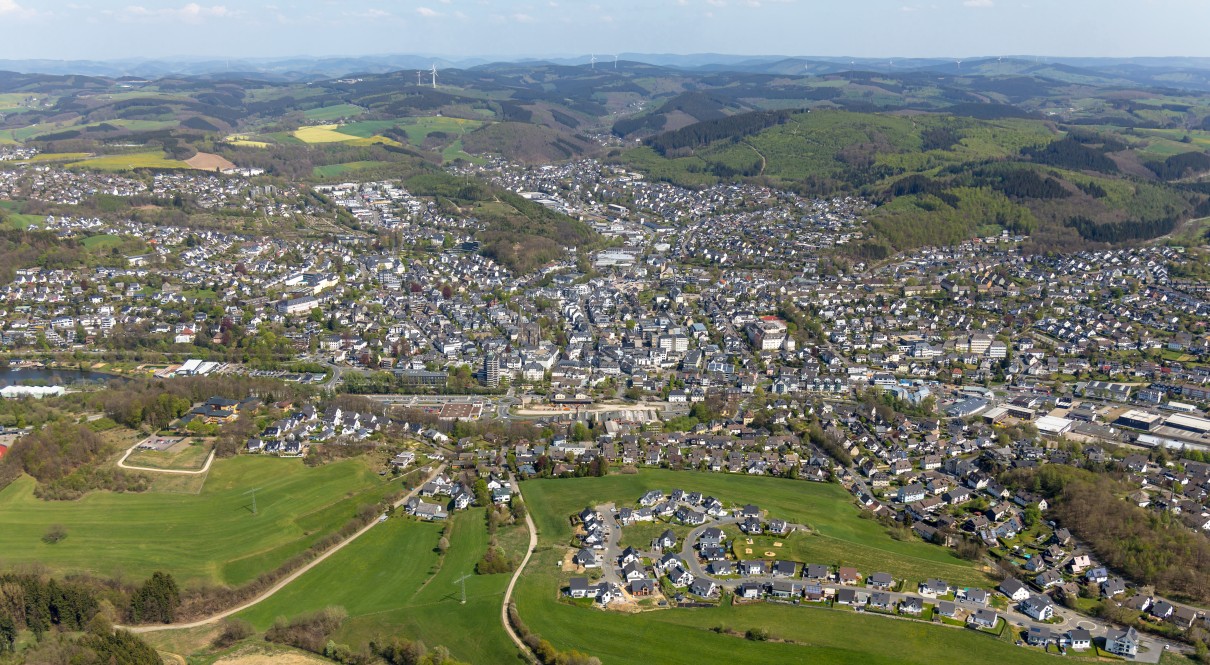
126, 464, 446, 633
118, 442, 215, 476
501, 481, 539, 664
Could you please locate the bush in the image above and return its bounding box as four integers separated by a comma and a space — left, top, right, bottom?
745, 627, 769, 641
42, 524, 68, 544
475, 546, 516, 575
212, 618, 254, 648
265, 606, 347, 654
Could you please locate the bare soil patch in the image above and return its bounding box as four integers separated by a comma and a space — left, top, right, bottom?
186, 152, 236, 171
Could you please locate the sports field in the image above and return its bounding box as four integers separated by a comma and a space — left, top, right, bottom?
509, 471, 1068, 665
0, 457, 397, 587
236, 511, 521, 665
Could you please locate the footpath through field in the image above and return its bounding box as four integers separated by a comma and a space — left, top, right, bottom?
125, 463, 447, 633
501, 477, 539, 663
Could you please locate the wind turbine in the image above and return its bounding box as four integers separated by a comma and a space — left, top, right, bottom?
955, 60, 962, 72
453, 573, 472, 604
590, 54, 597, 70
416, 70, 422, 87
613, 54, 618, 69
431, 63, 438, 89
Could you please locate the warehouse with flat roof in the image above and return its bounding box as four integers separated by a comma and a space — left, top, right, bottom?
1166, 413, 1210, 436
1116, 410, 1164, 432
1036, 415, 1073, 435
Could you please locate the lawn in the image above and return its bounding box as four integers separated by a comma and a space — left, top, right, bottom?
81, 234, 124, 250
618, 521, 690, 551
509, 471, 1063, 665
124, 440, 212, 471
236, 510, 521, 665
0, 456, 397, 587
66, 151, 191, 171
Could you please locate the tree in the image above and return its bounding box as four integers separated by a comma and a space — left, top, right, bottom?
0, 615, 14, 654
1023, 504, 1042, 527
130, 572, 180, 624
473, 478, 490, 507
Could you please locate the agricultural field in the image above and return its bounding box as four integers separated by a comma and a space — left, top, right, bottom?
235, 510, 524, 665
225, 134, 271, 148
312, 161, 394, 179
0, 456, 397, 587
301, 104, 366, 121
66, 151, 192, 171
293, 124, 368, 143
506, 471, 1063, 665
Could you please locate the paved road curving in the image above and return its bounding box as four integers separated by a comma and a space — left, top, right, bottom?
501, 478, 538, 664
125, 464, 446, 633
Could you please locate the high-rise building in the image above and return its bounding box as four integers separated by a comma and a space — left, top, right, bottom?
483, 352, 500, 388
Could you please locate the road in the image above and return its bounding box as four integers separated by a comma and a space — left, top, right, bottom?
500, 478, 538, 664
125, 463, 446, 633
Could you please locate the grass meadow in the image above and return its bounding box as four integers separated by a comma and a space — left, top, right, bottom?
0, 457, 396, 587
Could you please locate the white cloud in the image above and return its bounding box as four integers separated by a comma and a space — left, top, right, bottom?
963, 0, 993, 6
0, 0, 37, 18
416, 6, 440, 17
511, 12, 534, 22
122, 3, 234, 22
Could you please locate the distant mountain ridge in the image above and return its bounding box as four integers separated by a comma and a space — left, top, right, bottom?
7, 54, 1210, 89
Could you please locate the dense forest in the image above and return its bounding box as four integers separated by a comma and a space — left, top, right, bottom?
0, 570, 173, 664
1021, 135, 1120, 174
644, 109, 796, 156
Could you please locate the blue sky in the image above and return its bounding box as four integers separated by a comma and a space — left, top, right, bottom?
1, 0, 1208, 61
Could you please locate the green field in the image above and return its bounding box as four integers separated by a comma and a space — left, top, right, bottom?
312, 161, 393, 178
302, 104, 366, 121
67, 151, 191, 171
0, 457, 396, 587
237, 511, 521, 665
81, 234, 125, 250
507, 471, 1069, 665
2, 213, 44, 229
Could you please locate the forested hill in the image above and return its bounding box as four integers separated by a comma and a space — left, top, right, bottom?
618, 108, 1210, 254
8, 57, 1210, 255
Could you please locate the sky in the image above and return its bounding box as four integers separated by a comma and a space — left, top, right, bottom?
1, 0, 1209, 62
